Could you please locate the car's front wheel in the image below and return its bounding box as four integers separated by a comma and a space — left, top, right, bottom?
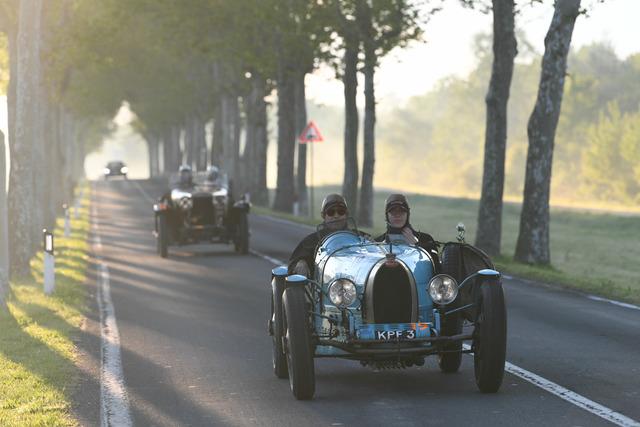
157, 214, 169, 258
271, 277, 288, 379
283, 286, 315, 400
438, 312, 463, 373
473, 279, 506, 393
234, 213, 249, 255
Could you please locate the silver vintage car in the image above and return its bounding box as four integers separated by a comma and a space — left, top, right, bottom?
154, 170, 250, 257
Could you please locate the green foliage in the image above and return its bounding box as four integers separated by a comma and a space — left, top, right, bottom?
582, 103, 640, 203
371, 41, 640, 206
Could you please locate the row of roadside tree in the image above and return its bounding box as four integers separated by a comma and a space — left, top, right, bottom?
1, 0, 598, 307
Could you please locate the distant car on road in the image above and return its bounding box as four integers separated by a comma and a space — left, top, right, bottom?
104, 161, 128, 179
269, 222, 507, 400
153, 168, 251, 258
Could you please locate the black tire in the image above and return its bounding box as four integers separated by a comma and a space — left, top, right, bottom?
271, 278, 288, 379
234, 213, 249, 254
283, 286, 315, 400
473, 280, 507, 393
438, 312, 463, 373
157, 214, 168, 258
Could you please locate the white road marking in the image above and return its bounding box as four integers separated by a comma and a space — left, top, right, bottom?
93, 187, 133, 427
250, 249, 287, 267
253, 247, 639, 426
503, 275, 640, 312
586, 295, 640, 311
503, 360, 639, 427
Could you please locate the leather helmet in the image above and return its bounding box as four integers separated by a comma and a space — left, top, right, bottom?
321, 193, 348, 214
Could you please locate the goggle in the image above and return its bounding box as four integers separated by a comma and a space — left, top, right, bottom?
325, 207, 347, 217
387, 206, 408, 215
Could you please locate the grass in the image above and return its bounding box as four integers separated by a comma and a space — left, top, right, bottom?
256, 185, 640, 304
0, 186, 91, 427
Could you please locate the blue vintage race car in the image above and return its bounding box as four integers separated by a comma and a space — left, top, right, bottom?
268, 223, 507, 400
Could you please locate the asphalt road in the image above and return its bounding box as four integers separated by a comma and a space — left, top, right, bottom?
75, 179, 640, 427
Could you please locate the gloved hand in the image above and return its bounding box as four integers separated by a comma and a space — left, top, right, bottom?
401, 227, 419, 245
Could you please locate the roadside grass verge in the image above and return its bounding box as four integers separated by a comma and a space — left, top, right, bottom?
254, 186, 640, 304
0, 187, 90, 426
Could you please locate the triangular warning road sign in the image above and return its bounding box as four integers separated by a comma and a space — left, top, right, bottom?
298, 121, 324, 143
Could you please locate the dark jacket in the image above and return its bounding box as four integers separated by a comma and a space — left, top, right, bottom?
288, 232, 323, 275
374, 228, 440, 272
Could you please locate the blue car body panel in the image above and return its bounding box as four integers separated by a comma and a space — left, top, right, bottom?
310, 231, 440, 356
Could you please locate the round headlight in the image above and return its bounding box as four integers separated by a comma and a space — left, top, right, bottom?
120, 166, 128, 174
179, 196, 193, 210
328, 279, 357, 308
428, 274, 458, 305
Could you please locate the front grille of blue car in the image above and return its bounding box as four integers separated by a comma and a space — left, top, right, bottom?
371, 265, 413, 323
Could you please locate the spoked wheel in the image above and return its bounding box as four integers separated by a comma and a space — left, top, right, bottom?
283, 286, 315, 400
234, 213, 249, 255
271, 278, 288, 379
473, 280, 507, 393
438, 312, 463, 373
157, 214, 168, 258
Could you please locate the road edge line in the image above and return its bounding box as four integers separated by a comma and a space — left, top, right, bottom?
93, 184, 133, 427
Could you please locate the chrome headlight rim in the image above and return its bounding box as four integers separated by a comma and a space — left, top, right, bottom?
428, 274, 458, 305
328, 278, 357, 308
179, 196, 193, 210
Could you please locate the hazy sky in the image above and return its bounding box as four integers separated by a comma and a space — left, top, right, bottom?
306, 0, 640, 109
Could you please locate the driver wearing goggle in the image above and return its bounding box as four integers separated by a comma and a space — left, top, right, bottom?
288, 194, 350, 276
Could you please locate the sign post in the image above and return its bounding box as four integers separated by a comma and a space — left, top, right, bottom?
43, 229, 55, 295
298, 121, 324, 220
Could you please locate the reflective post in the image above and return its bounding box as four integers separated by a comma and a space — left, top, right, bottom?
43, 229, 55, 295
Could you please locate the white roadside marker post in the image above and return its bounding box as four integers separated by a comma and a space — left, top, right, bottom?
63, 203, 71, 237
43, 229, 55, 295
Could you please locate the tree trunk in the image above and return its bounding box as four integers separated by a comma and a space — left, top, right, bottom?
212, 100, 223, 166
162, 127, 181, 174
515, 0, 581, 264
273, 57, 296, 213
184, 118, 195, 169
294, 68, 308, 216
221, 93, 240, 194
60, 109, 75, 200
342, 40, 359, 217
358, 38, 376, 227
1, 131, 9, 306
7, 26, 17, 174
193, 116, 207, 171
475, 0, 517, 256
8, 0, 43, 277
246, 75, 269, 206
146, 133, 160, 177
